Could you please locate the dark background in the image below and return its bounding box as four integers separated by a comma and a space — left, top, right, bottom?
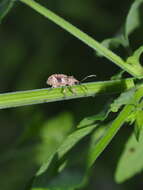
0, 0, 143, 190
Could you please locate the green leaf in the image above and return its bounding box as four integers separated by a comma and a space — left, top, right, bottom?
110, 85, 143, 125
30, 125, 97, 190
97, 32, 128, 57
77, 101, 111, 128
36, 112, 74, 164
98, 0, 143, 53
33, 168, 85, 190
89, 124, 109, 152
101, 35, 127, 49
0, 0, 15, 22
110, 88, 136, 112
28, 86, 140, 189
115, 130, 143, 183
125, 46, 143, 78
127, 46, 143, 66
135, 110, 143, 141
125, 0, 143, 41
87, 104, 134, 169
36, 125, 97, 176
110, 70, 125, 80
125, 110, 136, 125
129, 86, 143, 129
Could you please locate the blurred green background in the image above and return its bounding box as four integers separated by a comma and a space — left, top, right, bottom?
0, 0, 143, 189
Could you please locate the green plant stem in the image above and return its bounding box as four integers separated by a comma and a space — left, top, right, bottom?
20, 0, 143, 78
0, 79, 134, 109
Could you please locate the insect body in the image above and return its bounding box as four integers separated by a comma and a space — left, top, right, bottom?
47, 74, 79, 88
47, 74, 96, 95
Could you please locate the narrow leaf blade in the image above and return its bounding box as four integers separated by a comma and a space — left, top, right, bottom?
87, 104, 134, 168
30, 125, 97, 190
125, 0, 143, 39
135, 110, 143, 141
36, 125, 97, 176
0, 0, 15, 22
115, 130, 143, 183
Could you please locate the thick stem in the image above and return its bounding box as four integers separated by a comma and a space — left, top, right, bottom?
20, 0, 143, 78
0, 78, 134, 109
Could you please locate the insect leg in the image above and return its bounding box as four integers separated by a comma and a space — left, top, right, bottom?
61, 86, 67, 97
78, 83, 89, 96
67, 86, 77, 95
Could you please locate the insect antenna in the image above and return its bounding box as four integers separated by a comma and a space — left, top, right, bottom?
80, 75, 96, 82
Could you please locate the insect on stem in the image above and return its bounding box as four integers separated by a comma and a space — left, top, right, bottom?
46, 74, 96, 96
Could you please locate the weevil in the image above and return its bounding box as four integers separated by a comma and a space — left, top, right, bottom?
46, 74, 96, 95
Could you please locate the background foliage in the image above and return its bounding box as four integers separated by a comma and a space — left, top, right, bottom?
0, 0, 143, 190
